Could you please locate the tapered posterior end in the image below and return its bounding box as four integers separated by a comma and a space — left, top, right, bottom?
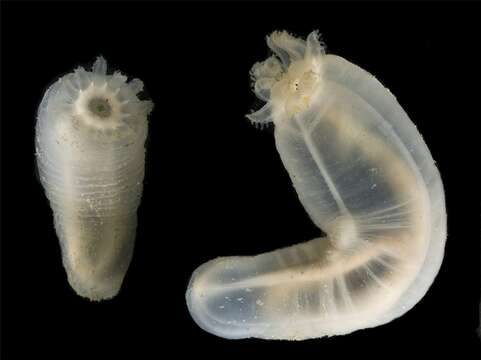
186, 257, 271, 340
63, 256, 128, 301
186, 259, 244, 339
67, 275, 122, 301
58, 224, 136, 302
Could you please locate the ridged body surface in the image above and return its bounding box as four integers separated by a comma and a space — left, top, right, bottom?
186, 32, 446, 339
36, 58, 153, 300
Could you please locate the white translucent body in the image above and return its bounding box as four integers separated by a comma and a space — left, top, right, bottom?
36, 57, 153, 300
186, 31, 446, 340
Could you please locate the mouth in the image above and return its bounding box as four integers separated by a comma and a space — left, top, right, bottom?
88, 97, 112, 119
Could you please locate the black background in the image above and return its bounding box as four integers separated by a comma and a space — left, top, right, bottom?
2, 1, 481, 358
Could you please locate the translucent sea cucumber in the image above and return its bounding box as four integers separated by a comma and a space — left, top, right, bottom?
186, 31, 446, 340
36, 57, 153, 300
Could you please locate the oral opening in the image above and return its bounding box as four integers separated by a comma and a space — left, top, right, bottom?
88, 97, 112, 118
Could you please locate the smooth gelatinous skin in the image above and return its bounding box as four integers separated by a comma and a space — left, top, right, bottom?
36, 57, 153, 300
186, 31, 446, 339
